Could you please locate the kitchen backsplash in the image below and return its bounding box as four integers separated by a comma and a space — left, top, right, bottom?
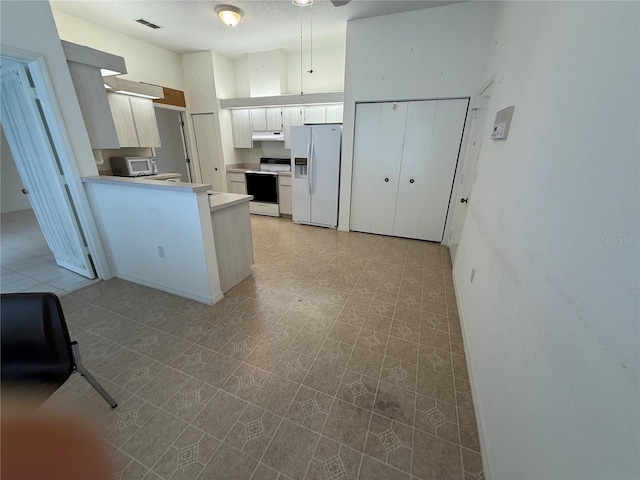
234, 142, 290, 164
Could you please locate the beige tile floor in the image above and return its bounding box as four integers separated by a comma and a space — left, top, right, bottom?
45, 215, 482, 480
0, 209, 97, 294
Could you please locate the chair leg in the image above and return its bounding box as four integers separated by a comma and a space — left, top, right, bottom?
70, 342, 117, 408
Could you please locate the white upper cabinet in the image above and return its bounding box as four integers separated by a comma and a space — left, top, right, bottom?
129, 96, 161, 147
325, 104, 343, 123
231, 109, 253, 148
303, 105, 326, 124
249, 108, 267, 131
107, 92, 138, 147
266, 107, 283, 130
282, 106, 303, 149
67, 62, 120, 149
230, 104, 342, 149
249, 107, 282, 131
107, 92, 161, 148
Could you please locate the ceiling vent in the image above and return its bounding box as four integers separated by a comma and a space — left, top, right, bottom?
135, 18, 162, 29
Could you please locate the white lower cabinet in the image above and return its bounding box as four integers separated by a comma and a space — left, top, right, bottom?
227, 172, 247, 194
350, 99, 468, 242
278, 174, 292, 216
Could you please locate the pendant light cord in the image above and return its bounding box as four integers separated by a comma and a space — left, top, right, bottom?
300, 7, 304, 97
308, 4, 314, 74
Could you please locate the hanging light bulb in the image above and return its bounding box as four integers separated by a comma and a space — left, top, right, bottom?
292, 0, 313, 5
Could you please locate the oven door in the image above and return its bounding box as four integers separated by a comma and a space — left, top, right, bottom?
245, 171, 279, 204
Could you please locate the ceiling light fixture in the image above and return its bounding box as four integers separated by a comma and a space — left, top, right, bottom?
215, 5, 244, 27
292, 0, 313, 6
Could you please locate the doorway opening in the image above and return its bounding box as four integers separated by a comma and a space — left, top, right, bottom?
448, 78, 494, 263
153, 105, 193, 182
0, 54, 109, 292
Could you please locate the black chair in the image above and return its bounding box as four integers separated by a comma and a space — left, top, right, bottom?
1, 292, 117, 408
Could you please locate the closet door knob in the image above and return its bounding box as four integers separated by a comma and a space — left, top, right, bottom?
461, 198, 468, 204
384, 177, 389, 182
409, 179, 415, 184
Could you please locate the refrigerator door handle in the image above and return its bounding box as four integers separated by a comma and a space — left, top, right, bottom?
309, 141, 314, 196
307, 140, 312, 195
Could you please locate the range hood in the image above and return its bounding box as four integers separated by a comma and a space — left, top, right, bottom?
252, 130, 284, 142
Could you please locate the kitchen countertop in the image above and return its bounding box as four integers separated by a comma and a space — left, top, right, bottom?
207, 191, 253, 213
226, 163, 260, 173
83, 175, 210, 192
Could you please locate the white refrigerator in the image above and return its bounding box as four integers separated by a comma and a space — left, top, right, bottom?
290, 124, 341, 228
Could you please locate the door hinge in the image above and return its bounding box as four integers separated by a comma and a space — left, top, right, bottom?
29, 86, 39, 100
185, 158, 191, 164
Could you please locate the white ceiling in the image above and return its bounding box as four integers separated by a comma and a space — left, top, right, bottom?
50, 0, 459, 58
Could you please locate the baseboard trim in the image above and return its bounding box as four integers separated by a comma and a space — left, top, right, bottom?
452, 267, 492, 480
337, 225, 350, 232
116, 273, 222, 305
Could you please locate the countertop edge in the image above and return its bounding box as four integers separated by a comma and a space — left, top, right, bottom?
208, 192, 253, 212
83, 175, 211, 193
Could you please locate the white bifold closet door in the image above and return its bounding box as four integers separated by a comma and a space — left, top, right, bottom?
350, 98, 468, 242
350, 102, 408, 236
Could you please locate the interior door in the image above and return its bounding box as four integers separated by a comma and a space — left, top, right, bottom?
0, 61, 95, 278
415, 98, 469, 242
350, 102, 381, 233
449, 82, 493, 261
370, 102, 408, 236
309, 125, 341, 227
191, 113, 224, 191
393, 100, 438, 239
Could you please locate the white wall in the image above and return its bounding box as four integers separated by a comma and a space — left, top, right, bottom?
182, 51, 238, 172
235, 56, 250, 98
1, 126, 32, 213
84, 181, 222, 304
234, 45, 345, 98
52, 10, 185, 90
287, 46, 345, 95
2, 7, 141, 184
338, 2, 498, 231
212, 52, 239, 167
0, 1, 98, 178
248, 50, 288, 97
453, 2, 639, 479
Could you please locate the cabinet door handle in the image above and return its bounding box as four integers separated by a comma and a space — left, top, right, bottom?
384, 177, 389, 182
409, 179, 415, 184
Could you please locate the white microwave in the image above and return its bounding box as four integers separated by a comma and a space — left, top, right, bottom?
111, 156, 157, 177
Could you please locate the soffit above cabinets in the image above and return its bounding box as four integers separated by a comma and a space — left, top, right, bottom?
61, 40, 127, 77
221, 92, 343, 110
